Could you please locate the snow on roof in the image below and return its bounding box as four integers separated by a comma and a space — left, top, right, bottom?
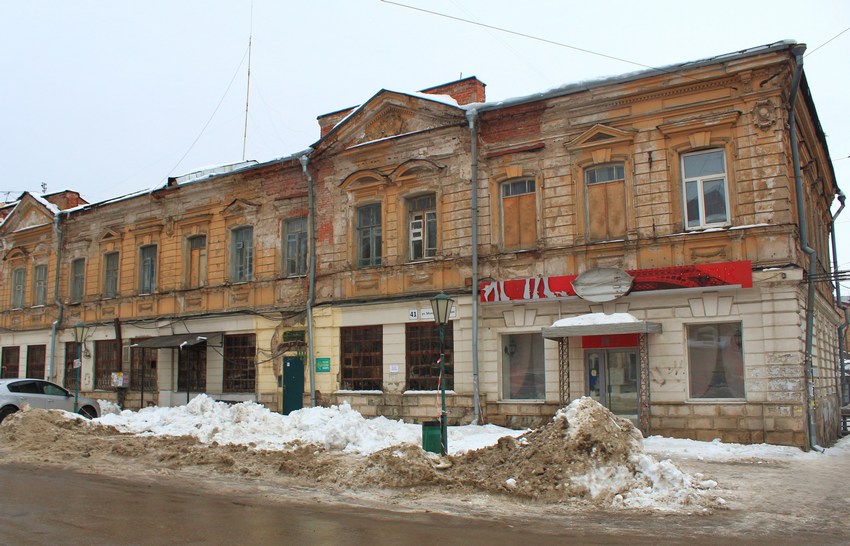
551, 312, 639, 328
30, 193, 61, 215
470, 40, 798, 114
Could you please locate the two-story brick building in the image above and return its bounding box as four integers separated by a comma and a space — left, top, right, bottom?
0, 40, 843, 449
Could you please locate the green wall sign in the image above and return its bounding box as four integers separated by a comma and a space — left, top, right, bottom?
315, 357, 331, 373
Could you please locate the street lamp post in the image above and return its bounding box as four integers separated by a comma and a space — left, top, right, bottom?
430, 293, 454, 456
72, 322, 87, 413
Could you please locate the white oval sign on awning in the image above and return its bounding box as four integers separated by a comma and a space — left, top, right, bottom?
571, 267, 634, 302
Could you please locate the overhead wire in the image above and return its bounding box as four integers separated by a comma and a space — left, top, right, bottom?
381, 0, 706, 82
165, 45, 250, 180
804, 26, 850, 58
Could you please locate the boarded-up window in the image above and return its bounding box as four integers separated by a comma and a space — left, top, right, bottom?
26, 345, 46, 379
187, 235, 207, 288
585, 163, 626, 241
94, 339, 121, 390
501, 179, 536, 249
406, 322, 453, 391
341, 326, 382, 390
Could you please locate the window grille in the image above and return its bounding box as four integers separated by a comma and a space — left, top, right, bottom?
223, 334, 256, 392
341, 326, 383, 390
406, 322, 453, 390
94, 339, 121, 390
26, 345, 46, 379
178, 343, 207, 392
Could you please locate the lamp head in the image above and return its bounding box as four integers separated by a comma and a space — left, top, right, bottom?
73, 322, 87, 343
430, 293, 455, 326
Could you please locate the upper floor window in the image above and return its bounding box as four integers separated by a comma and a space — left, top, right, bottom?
103, 252, 119, 298
501, 178, 536, 250
682, 149, 729, 229
408, 194, 437, 261
139, 245, 157, 295
187, 235, 207, 288
584, 163, 626, 241
11, 268, 25, 309
357, 204, 382, 268
231, 226, 253, 282
33, 265, 47, 306
70, 258, 85, 303
284, 218, 307, 277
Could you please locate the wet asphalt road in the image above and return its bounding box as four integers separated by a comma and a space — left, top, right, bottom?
0, 463, 832, 546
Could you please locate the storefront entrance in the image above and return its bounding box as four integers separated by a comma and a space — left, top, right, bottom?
585, 349, 638, 420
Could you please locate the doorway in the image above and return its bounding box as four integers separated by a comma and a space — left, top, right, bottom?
585, 349, 638, 419
282, 356, 304, 415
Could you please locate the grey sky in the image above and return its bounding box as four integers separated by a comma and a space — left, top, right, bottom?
2, 0, 849, 273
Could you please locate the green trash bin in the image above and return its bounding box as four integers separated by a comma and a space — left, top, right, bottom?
422, 420, 441, 454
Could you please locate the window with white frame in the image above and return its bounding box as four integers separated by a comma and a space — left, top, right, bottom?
584, 163, 627, 241
11, 268, 25, 309
103, 252, 119, 298
284, 217, 307, 277
33, 265, 47, 306
70, 258, 85, 302
408, 194, 437, 261
357, 204, 381, 268
501, 178, 537, 250
682, 149, 730, 228
687, 322, 744, 399
231, 226, 253, 282
139, 245, 157, 295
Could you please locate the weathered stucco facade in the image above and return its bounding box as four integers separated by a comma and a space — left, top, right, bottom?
0, 41, 844, 449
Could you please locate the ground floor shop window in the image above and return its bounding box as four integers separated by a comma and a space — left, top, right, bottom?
341, 326, 382, 390
223, 334, 256, 393
26, 345, 46, 379
406, 322, 453, 391
130, 342, 158, 392
1, 346, 20, 378
501, 333, 545, 399
178, 343, 206, 392
95, 340, 121, 390
64, 342, 80, 390
687, 322, 744, 399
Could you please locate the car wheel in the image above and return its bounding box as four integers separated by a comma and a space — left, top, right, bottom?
0, 405, 19, 424
79, 405, 97, 419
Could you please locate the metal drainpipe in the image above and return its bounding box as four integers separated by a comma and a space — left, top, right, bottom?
830, 191, 848, 421
466, 108, 481, 424
300, 154, 317, 408
789, 44, 824, 451
47, 212, 64, 382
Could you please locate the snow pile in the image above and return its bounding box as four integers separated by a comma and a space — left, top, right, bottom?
644, 435, 820, 462
450, 397, 719, 510
96, 394, 521, 455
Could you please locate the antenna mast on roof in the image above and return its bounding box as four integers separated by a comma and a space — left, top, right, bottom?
241, 0, 253, 161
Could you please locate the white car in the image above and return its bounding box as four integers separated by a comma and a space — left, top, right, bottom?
0, 378, 100, 423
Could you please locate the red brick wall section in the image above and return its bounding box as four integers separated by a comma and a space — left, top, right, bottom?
421, 77, 486, 105
318, 107, 357, 137
479, 102, 546, 145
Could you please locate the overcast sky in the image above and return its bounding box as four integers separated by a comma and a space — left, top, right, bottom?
2, 0, 849, 277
